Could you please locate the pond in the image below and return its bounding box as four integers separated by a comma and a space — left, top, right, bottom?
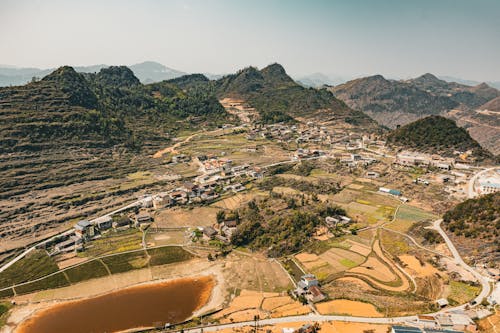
17, 276, 214, 333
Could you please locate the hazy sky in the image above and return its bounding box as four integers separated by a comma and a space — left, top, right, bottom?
1, 0, 499, 81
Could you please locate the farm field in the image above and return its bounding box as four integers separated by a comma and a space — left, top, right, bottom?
385, 205, 437, 233
154, 206, 219, 228
211, 191, 266, 210
213, 290, 310, 323
0, 250, 58, 289
316, 299, 382, 317
77, 229, 143, 258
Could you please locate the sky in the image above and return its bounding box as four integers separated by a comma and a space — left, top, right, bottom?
1, 0, 499, 81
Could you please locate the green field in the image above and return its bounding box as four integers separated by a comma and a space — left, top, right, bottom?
448, 281, 481, 304
0, 250, 59, 289
147, 246, 193, 266
387, 205, 437, 233
65, 260, 109, 283
101, 250, 149, 274
0, 301, 12, 327
14, 272, 70, 295
79, 229, 143, 257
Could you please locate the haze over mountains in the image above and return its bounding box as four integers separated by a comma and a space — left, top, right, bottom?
330, 73, 500, 154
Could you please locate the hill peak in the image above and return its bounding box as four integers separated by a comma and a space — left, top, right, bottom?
95, 66, 140, 88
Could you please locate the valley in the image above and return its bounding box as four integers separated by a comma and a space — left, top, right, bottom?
0, 64, 498, 333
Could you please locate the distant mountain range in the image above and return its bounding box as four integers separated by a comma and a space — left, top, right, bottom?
329, 73, 500, 154
0, 61, 188, 87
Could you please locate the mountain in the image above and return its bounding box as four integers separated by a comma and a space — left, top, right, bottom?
443, 192, 499, 267
408, 73, 500, 109
0, 65, 229, 154
295, 72, 348, 87
330, 74, 500, 153
0, 61, 186, 87
386, 116, 492, 160
215, 63, 377, 127
479, 96, 500, 112
329, 75, 458, 127
439, 75, 500, 90
128, 61, 186, 83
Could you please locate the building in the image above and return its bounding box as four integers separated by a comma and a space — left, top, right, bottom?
306, 285, 326, 303
112, 216, 131, 230
74, 220, 95, 240
391, 326, 463, 333
202, 226, 218, 240
436, 298, 449, 308
94, 216, 112, 231
54, 236, 83, 253
436, 313, 477, 332
135, 212, 152, 228
391, 326, 422, 333
478, 179, 500, 194
298, 274, 319, 289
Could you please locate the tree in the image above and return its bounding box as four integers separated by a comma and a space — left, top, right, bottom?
207, 253, 214, 261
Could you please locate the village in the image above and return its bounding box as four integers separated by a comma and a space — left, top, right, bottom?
1, 120, 498, 333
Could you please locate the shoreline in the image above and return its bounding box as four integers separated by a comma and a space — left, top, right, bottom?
4, 260, 226, 333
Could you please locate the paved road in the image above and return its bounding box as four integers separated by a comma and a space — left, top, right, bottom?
174, 314, 418, 333
431, 219, 492, 309
467, 166, 498, 198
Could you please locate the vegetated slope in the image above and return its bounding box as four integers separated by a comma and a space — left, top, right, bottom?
443, 192, 499, 267
0, 66, 229, 249
409, 73, 500, 109
386, 116, 492, 160
330, 75, 458, 128
215, 63, 377, 127
330, 73, 500, 153
479, 96, 500, 112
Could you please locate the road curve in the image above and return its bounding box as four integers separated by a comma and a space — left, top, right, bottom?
467, 166, 498, 198
432, 219, 492, 309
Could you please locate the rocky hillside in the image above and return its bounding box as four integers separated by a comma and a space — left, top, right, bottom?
443, 192, 499, 267
215, 63, 377, 127
329, 75, 458, 127
330, 73, 500, 153
0, 66, 229, 248
386, 116, 493, 160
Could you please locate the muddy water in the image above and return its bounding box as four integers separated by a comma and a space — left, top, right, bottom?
17, 276, 214, 333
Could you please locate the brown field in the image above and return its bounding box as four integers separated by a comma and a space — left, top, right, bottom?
222, 252, 292, 292
319, 248, 365, 270
214, 290, 308, 323
316, 299, 382, 317
398, 255, 439, 277
154, 207, 219, 228
212, 321, 389, 333
211, 192, 264, 210
345, 240, 371, 256
350, 256, 396, 282
335, 277, 376, 291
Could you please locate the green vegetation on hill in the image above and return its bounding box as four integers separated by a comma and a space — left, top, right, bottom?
230, 191, 346, 257
215, 63, 376, 126
0, 65, 229, 154
443, 192, 499, 266
444, 192, 499, 238
386, 116, 492, 160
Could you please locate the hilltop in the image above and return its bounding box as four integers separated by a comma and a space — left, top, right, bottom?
330, 75, 458, 127
215, 63, 377, 127
330, 74, 500, 153
386, 116, 492, 160
443, 192, 499, 267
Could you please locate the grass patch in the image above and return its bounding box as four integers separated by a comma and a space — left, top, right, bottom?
65, 260, 109, 283
0, 250, 58, 289
14, 272, 69, 295
0, 301, 13, 328
0, 288, 14, 299
340, 258, 358, 268
380, 230, 410, 256
283, 259, 304, 282
78, 229, 143, 257
147, 246, 193, 266
448, 281, 481, 304
101, 250, 149, 274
